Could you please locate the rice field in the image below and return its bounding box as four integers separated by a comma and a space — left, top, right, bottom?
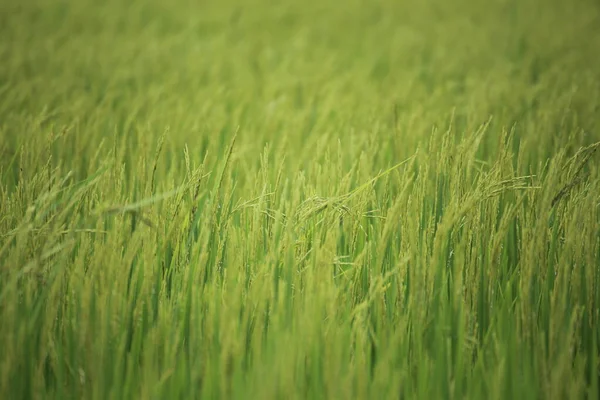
1, 0, 600, 398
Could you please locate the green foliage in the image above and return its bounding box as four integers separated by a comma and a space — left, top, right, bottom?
1, 0, 600, 398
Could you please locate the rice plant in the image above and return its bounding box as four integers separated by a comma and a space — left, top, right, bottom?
1, 0, 599, 398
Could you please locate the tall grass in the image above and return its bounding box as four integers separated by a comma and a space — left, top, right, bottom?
1, 0, 600, 398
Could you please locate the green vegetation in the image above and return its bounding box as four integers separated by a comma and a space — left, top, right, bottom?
1, 0, 600, 398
